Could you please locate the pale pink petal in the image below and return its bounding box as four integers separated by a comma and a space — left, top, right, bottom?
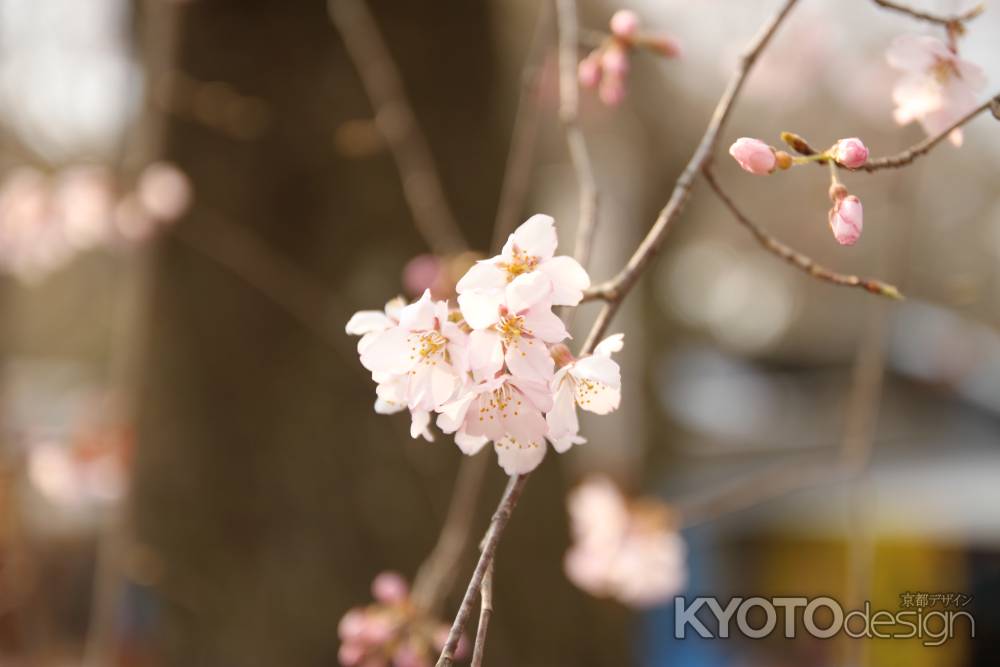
398, 289, 436, 331
374, 397, 406, 414
545, 379, 580, 442
505, 337, 554, 382
345, 310, 392, 336
509, 376, 555, 413
410, 409, 434, 440
503, 214, 558, 259
436, 392, 476, 434
522, 305, 570, 343
494, 436, 546, 475
539, 255, 590, 306
360, 328, 411, 375
593, 333, 624, 357
458, 290, 503, 329
430, 364, 459, 407
505, 271, 552, 314
455, 430, 489, 455
468, 329, 504, 381
550, 432, 586, 453
572, 355, 621, 388
455, 260, 506, 294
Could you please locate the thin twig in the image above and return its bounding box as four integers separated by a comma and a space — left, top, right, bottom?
470, 563, 494, 667
436, 475, 527, 667
702, 167, 903, 300
490, 4, 553, 252
555, 0, 599, 269
579, 0, 802, 353
861, 94, 1000, 171
872, 0, 984, 26
328, 0, 466, 255
411, 452, 491, 613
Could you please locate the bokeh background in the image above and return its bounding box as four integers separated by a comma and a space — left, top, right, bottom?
0, 0, 998, 665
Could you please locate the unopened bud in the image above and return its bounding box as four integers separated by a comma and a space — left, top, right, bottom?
780, 131, 817, 156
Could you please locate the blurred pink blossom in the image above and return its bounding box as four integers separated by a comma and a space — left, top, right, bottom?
887, 34, 986, 147
337, 572, 467, 667
565, 477, 687, 608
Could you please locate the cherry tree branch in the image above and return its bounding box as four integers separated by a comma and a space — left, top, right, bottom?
579, 0, 801, 353
702, 167, 903, 299
437, 3, 803, 663
861, 94, 1000, 171
872, 0, 984, 27
328, 0, 467, 255
555, 0, 600, 269
470, 563, 494, 667
436, 475, 528, 667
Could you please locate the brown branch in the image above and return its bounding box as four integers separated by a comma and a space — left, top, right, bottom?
702, 168, 903, 300
861, 94, 1000, 171
872, 0, 984, 27
555, 0, 599, 269
328, 0, 466, 255
470, 563, 494, 667
411, 452, 490, 613
436, 475, 527, 667
579, 0, 802, 353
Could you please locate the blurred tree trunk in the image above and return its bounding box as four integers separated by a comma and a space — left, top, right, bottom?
131, 0, 628, 664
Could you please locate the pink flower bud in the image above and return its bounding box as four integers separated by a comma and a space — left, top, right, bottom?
828, 195, 863, 245
609, 10, 640, 39
339, 609, 367, 641
600, 44, 630, 76
338, 641, 365, 666
728, 138, 776, 175
598, 75, 627, 106
832, 137, 869, 169
577, 55, 602, 89
372, 571, 409, 604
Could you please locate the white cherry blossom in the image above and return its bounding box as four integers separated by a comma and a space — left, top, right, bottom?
546, 334, 624, 453
436, 373, 553, 475
456, 214, 590, 329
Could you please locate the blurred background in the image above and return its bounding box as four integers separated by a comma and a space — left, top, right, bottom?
0, 0, 997, 665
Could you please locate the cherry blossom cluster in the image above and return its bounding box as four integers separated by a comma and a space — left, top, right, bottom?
347, 215, 624, 475
578, 10, 681, 106
0, 162, 191, 283
565, 476, 687, 608
729, 135, 868, 246
338, 572, 467, 667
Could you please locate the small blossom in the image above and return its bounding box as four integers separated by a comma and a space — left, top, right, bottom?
828, 194, 863, 246
728, 138, 776, 175
547, 334, 624, 453
564, 477, 687, 608
831, 137, 869, 169
886, 34, 986, 147
456, 214, 589, 329
437, 373, 553, 475
609, 9, 640, 39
